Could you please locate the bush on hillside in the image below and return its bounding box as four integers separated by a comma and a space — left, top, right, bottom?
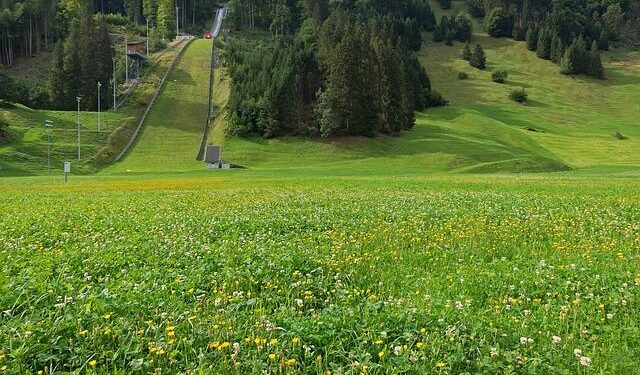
458, 71, 469, 79
491, 70, 508, 83
509, 88, 528, 103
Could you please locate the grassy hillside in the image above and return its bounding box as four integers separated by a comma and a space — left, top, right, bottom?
198, 1, 639, 176
105, 40, 212, 174
0, 104, 129, 176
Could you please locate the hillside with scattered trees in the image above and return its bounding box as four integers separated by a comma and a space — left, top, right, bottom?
0, 0, 217, 110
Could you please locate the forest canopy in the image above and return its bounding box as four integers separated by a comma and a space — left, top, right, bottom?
225, 0, 446, 139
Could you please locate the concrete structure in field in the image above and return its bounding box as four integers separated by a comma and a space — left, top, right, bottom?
205, 145, 231, 169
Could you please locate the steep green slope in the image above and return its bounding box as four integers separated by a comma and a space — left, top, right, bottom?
106, 40, 212, 174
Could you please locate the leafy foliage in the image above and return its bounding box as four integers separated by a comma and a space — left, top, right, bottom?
509, 88, 528, 103
491, 70, 508, 83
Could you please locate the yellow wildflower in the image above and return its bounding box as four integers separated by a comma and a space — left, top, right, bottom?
374, 339, 383, 345
88, 360, 97, 367
79, 330, 88, 336
218, 342, 230, 350
416, 342, 425, 349
286, 358, 297, 366
291, 337, 301, 345
378, 351, 385, 359
103, 313, 111, 320
436, 361, 446, 368
166, 326, 175, 332
268, 353, 277, 361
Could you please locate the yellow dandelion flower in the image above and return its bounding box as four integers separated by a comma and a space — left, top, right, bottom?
209, 342, 220, 350
79, 330, 88, 336
167, 339, 175, 345
374, 339, 383, 345
360, 365, 368, 373
166, 326, 175, 332
156, 349, 165, 355
103, 313, 111, 320
416, 342, 425, 349
291, 337, 301, 345
268, 353, 277, 361
436, 361, 446, 368
286, 358, 297, 366
137, 329, 144, 335
218, 342, 230, 350
378, 351, 385, 359
88, 360, 97, 367
167, 331, 175, 337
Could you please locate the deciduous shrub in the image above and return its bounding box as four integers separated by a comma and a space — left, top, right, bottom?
509, 88, 528, 103
492, 70, 508, 83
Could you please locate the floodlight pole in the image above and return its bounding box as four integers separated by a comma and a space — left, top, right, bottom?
97, 82, 102, 132
112, 57, 117, 109
45, 120, 53, 175
76, 97, 81, 160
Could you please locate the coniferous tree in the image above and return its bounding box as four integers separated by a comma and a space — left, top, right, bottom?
63, 20, 82, 109
49, 41, 65, 109
597, 31, 609, 51
526, 26, 538, 51
550, 34, 562, 63
536, 28, 552, 60
78, 11, 98, 108
588, 41, 605, 79
462, 42, 471, 60
470, 43, 486, 69
560, 41, 578, 75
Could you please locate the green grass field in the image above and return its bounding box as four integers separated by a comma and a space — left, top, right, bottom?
1, 2, 640, 374
0, 174, 638, 374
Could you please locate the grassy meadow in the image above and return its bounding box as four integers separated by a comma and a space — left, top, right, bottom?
0, 173, 639, 374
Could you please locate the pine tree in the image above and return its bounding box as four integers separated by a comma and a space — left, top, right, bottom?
63, 20, 82, 109
597, 31, 609, 51
573, 36, 588, 74
49, 41, 65, 109
95, 19, 114, 108
78, 11, 98, 109
525, 26, 538, 51
536, 28, 552, 60
462, 42, 471, 61
550, 34, 562, 63
588, 41, 605, 79
469, 43, 486, 69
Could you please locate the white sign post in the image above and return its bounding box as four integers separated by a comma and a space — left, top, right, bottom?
63, 162, 71, 183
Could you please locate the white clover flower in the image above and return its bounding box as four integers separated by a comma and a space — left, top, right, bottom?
490, 347, 498, 357
580, 356, 592, 367
552, 336, 561, 345
519, 337, 533, 345
607, 313, 614, 320
295, 298, 304, 307
393, 345, 402, 356
574, 348, 583, 357
455, 301, 464, 310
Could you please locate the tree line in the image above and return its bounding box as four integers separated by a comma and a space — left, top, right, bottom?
457, 0, 639, 79
226, 0, 446, 139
